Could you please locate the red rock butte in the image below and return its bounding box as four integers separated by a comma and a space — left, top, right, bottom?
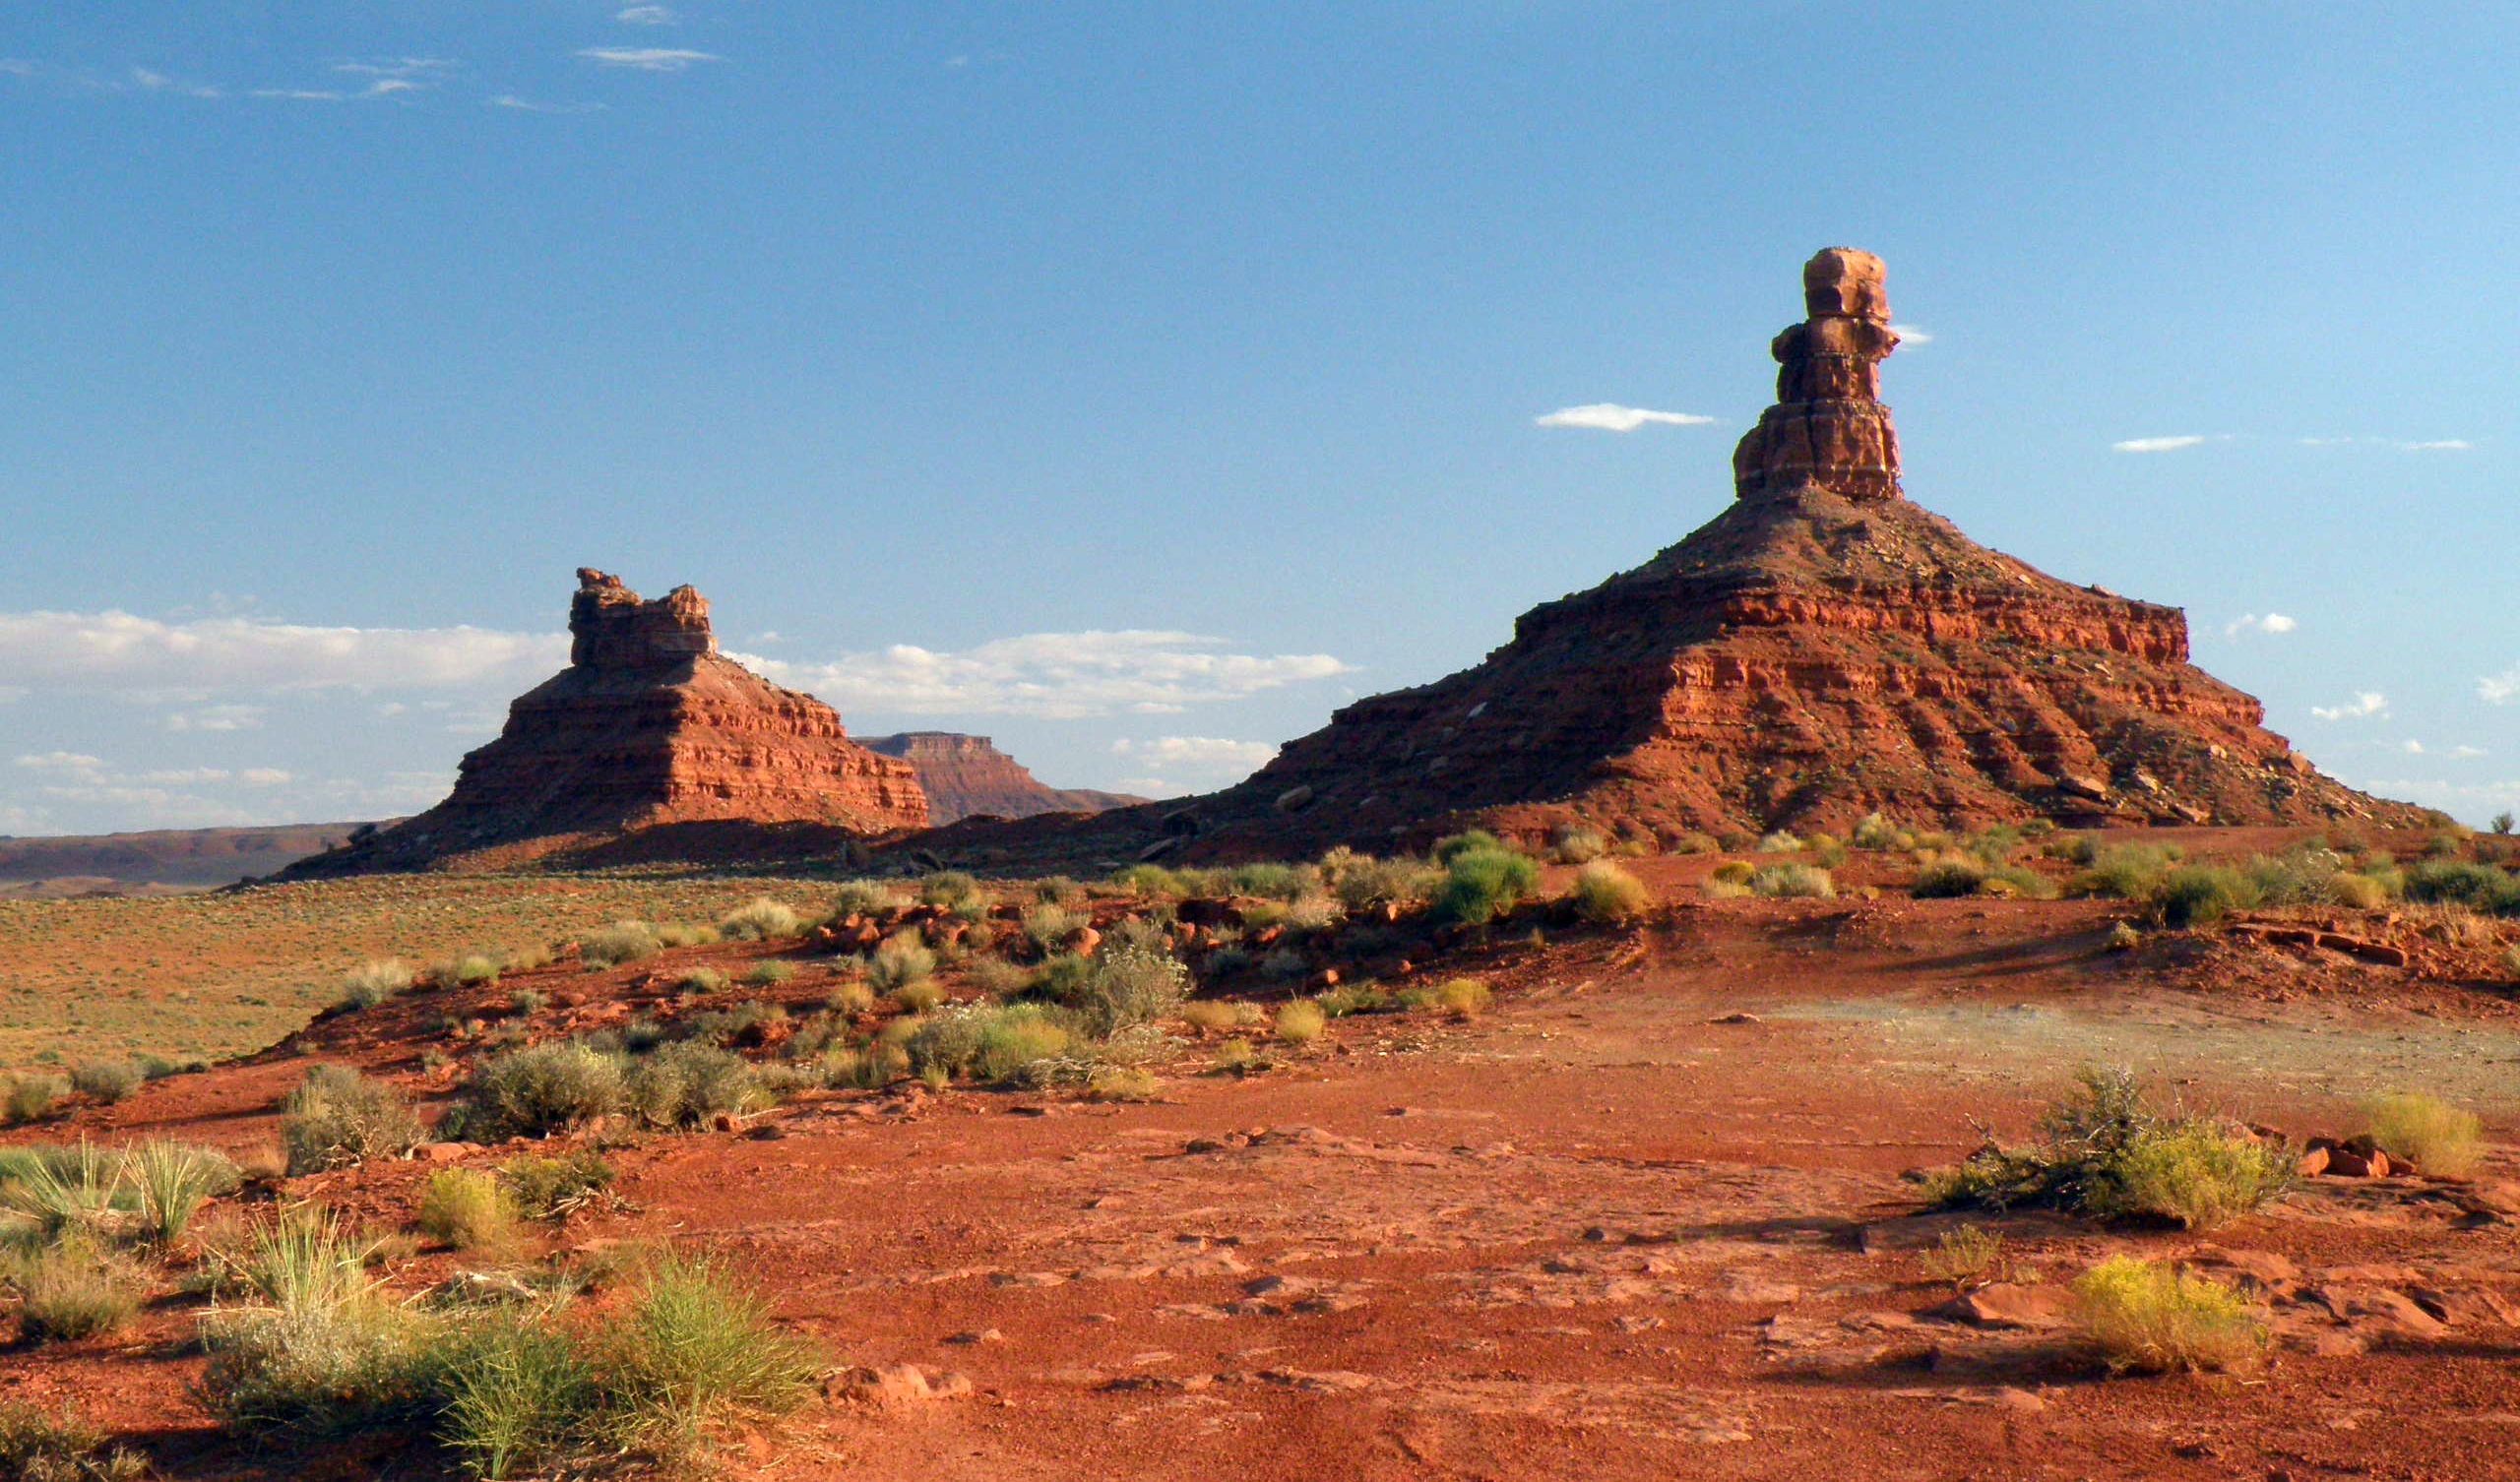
283, 570, 926, 876
857, 732, 1146, 825
997, 247, 2422, 863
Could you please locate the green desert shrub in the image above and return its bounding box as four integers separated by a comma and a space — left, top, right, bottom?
280, 1066, 425, 1175
1228, 862, 1312, 900
452, 1041, 626, 1142
916, 871, 985, 915
1749, 863, 1834, 898
126, 1139, 241, 1246
2328, 871, 2394, 910
1849, 813, 1899, 850
414, 1168, 517, 1252
1570, 860, 1651, 923
592, 1250, 821, 1454
672, 966, 728, 995
2359, 1091, 2485, 1177
1283, 890, 1346, 930
499, 1153, 615, 1220
1911, 860, 1986, 898
441, 954, 503, 989
578, 921, 662, 968
904, 1003, 1070, 1084
1317, 846, 1440, 911
653, 922, 721, 949
2403, 859, 2520, 914
2150, 865, 2262, 927
1431, 978, 1492, 1018
1926, 1068, 2288, 1231
1550, 825, 1608, 864
436, 1312, 596, 1480
2073, 1257, 2266, 1374
0, 1400, 146, 1481
1431, 830, 1507, 867
5, 1075, 67, 1126
68, 1061, 141, 1105
196, 1213, 432, 1438
865, 935, 936, 996
624, 1043, 766, 1130
1918, 1223, 2004, 1291
1180, 999, 1244, 1032
2070, 844, 2181, 900
1022, 902, 1086, 952
829, 879, 903, 916
739, 959, 796, 990
1315, 983, 1391, 1018
717, 897, 803, 942
339, 958, 413, 1010
1433, 845, 1541, 925
1755, 830, 1804, 854
1042, 944, 1188, 1037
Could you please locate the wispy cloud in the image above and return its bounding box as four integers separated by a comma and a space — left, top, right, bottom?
1111, 736, 1279, 772
2398, 739, 2426, 755
1888, 323, 1931, 344
615, 5, 678, 23
487, 94, 606, 115
163, 704, 266, 733
2483, 665, 2520, 705
2311, 691, 2389, 721
0, 610, 567, 694
2449, 745, 2488, 760
743, 633, 1354, 721
577, 46, 719, 72
1535, 403, 1717, 433
2299, 436, 2474, 452
131, 67, 221, 99
2224, 612, 2298, 637
2111, 434, 2212, 454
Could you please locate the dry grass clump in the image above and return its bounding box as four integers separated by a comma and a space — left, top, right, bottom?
9, 1239, 147, 1342
1749, 863, 1835, 898
1919, 1223, 2005, 1291
917, 871, 987, 917
1317, 847, 1439, 912
339, 957, 413, 1010
68, 1061, 142, 1105
741, 959, 796, 989
4, 1074, 68, 1127
866, 935, 936, 997
2073, 1257, 2266, 1374
717, 897, 803, 942
1274, 1001, 1327, 1045
448, 1042, 625, 1142
1549, 825, 1608, 864
1570, 860, 1650, 923
2359, 1091, 2485, 1176
1022, 902, 1086, 952
1430, 978, 1491, 1019
2068, 844, 2182, 900
0, 1399, 147, 1480
414, 1168, 517, 1253
280, 1066, 425, 1175
577, 920, 662, 968
2149, 865, 2262, 928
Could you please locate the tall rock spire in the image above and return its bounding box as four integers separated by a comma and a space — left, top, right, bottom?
1731, 247, 1903, 503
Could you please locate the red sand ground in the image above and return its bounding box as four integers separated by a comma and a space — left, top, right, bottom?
5, 829, 2519, 1479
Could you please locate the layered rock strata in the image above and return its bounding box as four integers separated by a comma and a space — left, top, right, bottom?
284, 571, 926, 875
857, 732, 1145, 824
974, 248, 2419, 863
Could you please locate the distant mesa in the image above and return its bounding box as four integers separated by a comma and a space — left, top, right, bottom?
0, 822, 378, 897
935, 247, 2422, 866
857, 732, 1146, 825
283, 570, 928, 877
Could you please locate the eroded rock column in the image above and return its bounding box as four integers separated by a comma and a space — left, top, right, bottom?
1731, 247, 1904, 503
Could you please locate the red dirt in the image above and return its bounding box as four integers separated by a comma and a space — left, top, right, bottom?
6, 829, 2519, 1478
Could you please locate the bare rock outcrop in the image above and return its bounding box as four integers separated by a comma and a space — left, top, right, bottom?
927, 248, 2425, 866
857, 732, 1145, 824
283, 571, 925, 875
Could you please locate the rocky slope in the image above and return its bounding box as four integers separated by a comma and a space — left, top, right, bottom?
282, 571, 926, 876
858, 732, 1144, 824
0, 823, 376, 895
919, 249, 2423, 868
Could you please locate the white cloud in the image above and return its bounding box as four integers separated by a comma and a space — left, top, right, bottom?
487, 94, 606, 114
15, 753, 103, 772
131, 67, 220, 98
1110, 736, 1280, 773
577, 46, 719, 71
2449, 746, 2488, 760
2398, 439, 2472, 452
1535, 403, 1717, 433
251, 90, 349, 101
2224, 612, 2298, 637
1889, 324, 1932, 344
2310, 691, 2388, 721
164, 703, 266, 732
2482, 666, 2520, 705
239, 768, 293, 785
0, 61, 35, 78
2398, 739, 2426, 755
0, 610, 567, 694
2111, 435, 2210, 454
2298, 435, 2474, 452
742, 632, 1353, 721
616, 5, 678, 23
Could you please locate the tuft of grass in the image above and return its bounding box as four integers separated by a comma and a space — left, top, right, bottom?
450, 1041, 626, 1142
1431, 978, 1492, 1019
916, 871, 986, 916
10, 1239, 145, 1343
672, 967, 728, 995
0, 1400, 147, 1481
1919, 1223, 2004, 1291
1318, 847, 1441, 911
866, 935, 937, 996
1180, 1000, 1243, 1033
1214, 1037, 1263, 1075
499, 1152, 614, 1221
2359, 1091, 2485, 1177
196, 1209, 428, 1439
654, 922, 722, 950
1755, 831, 1804, 854
1433, 845, 1540, 925
69, 1061, 142, 1104
280, 1065, 425, 1175
2070, 844, 2181, 900
577, 921, 662, 968
718, 897, 803, 943
1274, 1001, 1326, 1045
742, 959, 797, 989
2150, 866, 2262, 928
5, 1075, 67, 1126
1550, 826, 1607, 864
830, 879, 903, 917
1031, 944, 1189, 1037
1022, 902, 1086, 952
624, 1042, 767, 1130
2403, 859, 2520, 914
437, 1313, 596, 1481
594, 1250, 821, 1453
339, 958, 413, 1011
126, 1139, 241, 1246
2073, 1257, 2266, 1374
1570, 860, 1650, 923
415, 1168, 518, 1252
1749, 863, 1834, 898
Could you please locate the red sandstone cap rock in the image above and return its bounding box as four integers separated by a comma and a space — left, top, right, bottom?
1802, 247, 1890, 322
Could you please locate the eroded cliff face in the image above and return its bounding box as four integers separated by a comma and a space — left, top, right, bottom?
1070, 248, 2423, 859
283, 571, 926, 876
857, 733, 1144, 824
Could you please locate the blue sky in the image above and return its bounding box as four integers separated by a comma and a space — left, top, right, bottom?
1, 2, 2513, 834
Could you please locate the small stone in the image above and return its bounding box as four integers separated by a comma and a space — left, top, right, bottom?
1928, 1283, 2077, 1330
944, 1328, 1005, 1345
1710, 1012, 1762, 1025
829, 1363, 974, 1406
